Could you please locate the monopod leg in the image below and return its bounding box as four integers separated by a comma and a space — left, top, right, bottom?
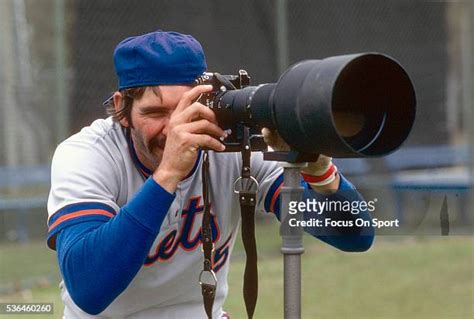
280, 163, 306, 319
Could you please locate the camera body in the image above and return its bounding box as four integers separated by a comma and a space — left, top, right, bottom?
195, 71, 267, 152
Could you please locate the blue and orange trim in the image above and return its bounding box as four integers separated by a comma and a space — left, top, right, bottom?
124, 129, 153, 178
264, 173, 283, 214
47, 202, 117, 250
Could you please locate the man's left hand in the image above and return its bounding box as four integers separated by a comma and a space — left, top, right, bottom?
262, 128, 340, 194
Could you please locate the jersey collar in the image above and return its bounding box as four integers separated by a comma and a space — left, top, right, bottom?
124, 128, 153, 178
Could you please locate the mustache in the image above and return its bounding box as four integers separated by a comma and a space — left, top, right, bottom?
147, 136, 167, 152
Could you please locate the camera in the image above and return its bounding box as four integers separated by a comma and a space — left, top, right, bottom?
195, 70, 268, 152
195, 53, 416, 160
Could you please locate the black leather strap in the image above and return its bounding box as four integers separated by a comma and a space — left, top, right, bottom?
201, 151, 216, 319
239, 127, 258, 319
200, 126, 259, 319
239, 190, 258, 319
201, 282, 216, 318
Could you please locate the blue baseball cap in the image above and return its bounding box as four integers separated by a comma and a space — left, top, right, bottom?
104, 30, 207, 104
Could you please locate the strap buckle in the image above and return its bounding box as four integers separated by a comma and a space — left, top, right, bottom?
233, 176, 260, 194
199, 269, 218, 286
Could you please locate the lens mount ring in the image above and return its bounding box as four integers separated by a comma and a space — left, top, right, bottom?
233, 176, 260, 194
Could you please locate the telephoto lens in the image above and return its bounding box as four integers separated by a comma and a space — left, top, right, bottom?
209, 53, 416, 157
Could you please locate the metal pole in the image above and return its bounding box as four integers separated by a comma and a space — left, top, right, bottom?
468, 0, 474, 177
460, 0, 474, 208
280, 163, 307, 319
276, 0, 289, 76
0, 0, 20, 167
55, 0, 68, 142
467, 0, 474, 215
13, 0, 38, 165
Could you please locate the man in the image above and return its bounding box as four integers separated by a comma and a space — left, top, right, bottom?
47, 30, 374, 318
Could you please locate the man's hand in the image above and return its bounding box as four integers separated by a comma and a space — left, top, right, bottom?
262, 128, 340, 194
153, 85, 227, 193
261, 127, 290, 152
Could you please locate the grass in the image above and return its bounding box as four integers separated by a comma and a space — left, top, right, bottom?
0, 241, 59, 286
0, 221, 472, 319
226, 221, 474, 319
0, 242, 62, 319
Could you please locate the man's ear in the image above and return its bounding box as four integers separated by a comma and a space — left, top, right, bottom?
113, 91, 130, 127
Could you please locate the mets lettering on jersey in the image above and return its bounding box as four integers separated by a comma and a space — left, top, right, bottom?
144, 196, 232, 273
47, 118, 283, 318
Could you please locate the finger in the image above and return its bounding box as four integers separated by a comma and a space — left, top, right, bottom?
175, 85, 214, 113
174, 102, 218, 125
261, 128, 272, 140
261, 127, 279, 144
186, 133, 226, 152
178, 119, 226, 138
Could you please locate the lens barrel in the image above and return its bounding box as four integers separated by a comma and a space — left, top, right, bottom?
217, 53, 416, 158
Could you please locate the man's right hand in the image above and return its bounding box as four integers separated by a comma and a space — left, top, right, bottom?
153, 85, 227, 193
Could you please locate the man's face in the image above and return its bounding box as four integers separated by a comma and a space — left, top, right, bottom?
119, 85, 193, 170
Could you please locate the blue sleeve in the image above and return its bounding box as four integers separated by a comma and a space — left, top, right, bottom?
303, 174, 374, 252
272, 173, 374, 252
55, 178, 175, 315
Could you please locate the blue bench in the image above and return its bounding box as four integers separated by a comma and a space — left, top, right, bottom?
0, 165, 51, 241
385, 144, 470, 171
333, 158, 371, 176
384, 144, 472, 223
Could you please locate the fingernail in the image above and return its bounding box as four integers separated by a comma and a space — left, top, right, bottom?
220, 143, 226, 151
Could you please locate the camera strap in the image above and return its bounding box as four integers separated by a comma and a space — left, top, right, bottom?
237, 127, 259, 319
200, 127, 259, 319
200, 150, 217, 319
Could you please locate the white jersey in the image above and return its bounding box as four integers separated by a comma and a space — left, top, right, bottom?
47, 117, 283, 318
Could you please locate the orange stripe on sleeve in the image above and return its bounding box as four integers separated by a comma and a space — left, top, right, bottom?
48, 209, 115, 232
269, 184, 282, 213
